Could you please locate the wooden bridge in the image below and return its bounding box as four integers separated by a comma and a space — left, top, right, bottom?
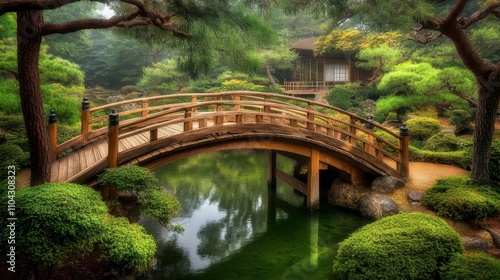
47, 91, 409, 209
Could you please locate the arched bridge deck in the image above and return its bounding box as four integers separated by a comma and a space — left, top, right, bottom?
48, 91, 409, 208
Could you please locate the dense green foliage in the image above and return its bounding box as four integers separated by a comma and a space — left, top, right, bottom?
0, 37, 84, 125
409, 146, 467, 167
100, 165, 181, 230
422, 176, 500, 221
449, 109, 474, 136
0, 143, 28, 171
406, 117, 442, 141
332, 212, 464, 280
137, 59, 189, 94
100, 217, 157, 272
440, 253, 500, 280
101, 165, 159, 194
1, 183, 157, 271
6, 183, 108, 266
424, 132, 463, 152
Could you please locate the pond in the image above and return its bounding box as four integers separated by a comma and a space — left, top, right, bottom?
139, 150, 371, 280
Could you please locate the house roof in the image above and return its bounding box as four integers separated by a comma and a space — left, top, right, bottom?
290, 37, 318, 51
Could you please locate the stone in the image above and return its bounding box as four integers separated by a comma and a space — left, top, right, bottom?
358, 193, 399, 219
407, 191, 424, 202
462, 237, 491, 252
485, 228, 500, 248
327, 179, 360, 211
371, 176, 405, 194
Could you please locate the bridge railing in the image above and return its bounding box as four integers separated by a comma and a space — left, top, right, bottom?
49, 91, 409, 178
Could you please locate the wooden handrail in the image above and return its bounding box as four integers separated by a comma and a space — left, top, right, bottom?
52, 91, 409, 178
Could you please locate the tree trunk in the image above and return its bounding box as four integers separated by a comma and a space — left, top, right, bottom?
471, 80, 500, 185
17, 10, 51, 185
265, 60, 277, 89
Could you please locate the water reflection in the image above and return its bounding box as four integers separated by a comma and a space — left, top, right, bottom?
140, 150, 370, 280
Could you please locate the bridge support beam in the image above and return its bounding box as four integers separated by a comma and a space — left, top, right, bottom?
267, 150, 277, 188
307, 148, 320, 210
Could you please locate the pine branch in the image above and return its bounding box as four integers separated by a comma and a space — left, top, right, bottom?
458, 2, 500, 29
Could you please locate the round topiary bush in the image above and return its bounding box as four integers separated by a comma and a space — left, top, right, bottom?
440, 253, 500, 280
406, 117, 442, 141
421, 176, 500, 221
424, 132, 462, 152
332, 212, 464, 280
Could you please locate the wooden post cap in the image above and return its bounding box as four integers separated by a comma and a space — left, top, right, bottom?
82, 97, 90, 110
48, 110, 57, 124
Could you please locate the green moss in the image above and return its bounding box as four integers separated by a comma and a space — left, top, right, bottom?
441, 253, 500, 280
332, 212, 464, 280
422, 176, 500, 221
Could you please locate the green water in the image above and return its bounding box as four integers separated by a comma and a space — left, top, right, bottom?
139, 150, 370, 280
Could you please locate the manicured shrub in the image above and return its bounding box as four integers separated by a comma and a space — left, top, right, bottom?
8, 183, 109, 267
440, 253, 500, 280
406, 117, 442, 141
1, 183, 157, 273
409, 146, 467, 167
100, 165, 181, 230
100, 165, 159, 195
327, 82, 360, 110
100, 218, 156, 272
424, 132, 462, 152
332, 212, 464, 280
139, 190, 181, 230
422, 176, 500, 221
449, 109, 473, 135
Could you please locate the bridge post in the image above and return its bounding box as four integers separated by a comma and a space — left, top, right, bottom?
48, 110, 57, 161
81, 97, 90, 144
307, 148, 320, 210
365, 116, 376, 156
349, 116, 357, 145
307, 104, 315, 131
400, 123, 410, 179
215, 96, 224, 125
184, 108, 193, 131
191, 96, 197, 112
141, 100, 148, 117
106, 110, 120, 201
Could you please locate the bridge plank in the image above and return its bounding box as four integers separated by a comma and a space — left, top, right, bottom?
78, 149, 87, 171
67, 151, 81, 180
50, 160, 59, 182
58, 156, 69, 182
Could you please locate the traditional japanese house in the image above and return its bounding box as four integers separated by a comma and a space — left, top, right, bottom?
284, 37, 373, 94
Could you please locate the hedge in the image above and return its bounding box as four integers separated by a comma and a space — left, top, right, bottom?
332, 212, 464, 280
422, 176, 500, 221
406, 117, 442, 141
440, 253, 500, 280
409, 146, 467, 167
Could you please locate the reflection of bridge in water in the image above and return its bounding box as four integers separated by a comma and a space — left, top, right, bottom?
47, 91, 409, 209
